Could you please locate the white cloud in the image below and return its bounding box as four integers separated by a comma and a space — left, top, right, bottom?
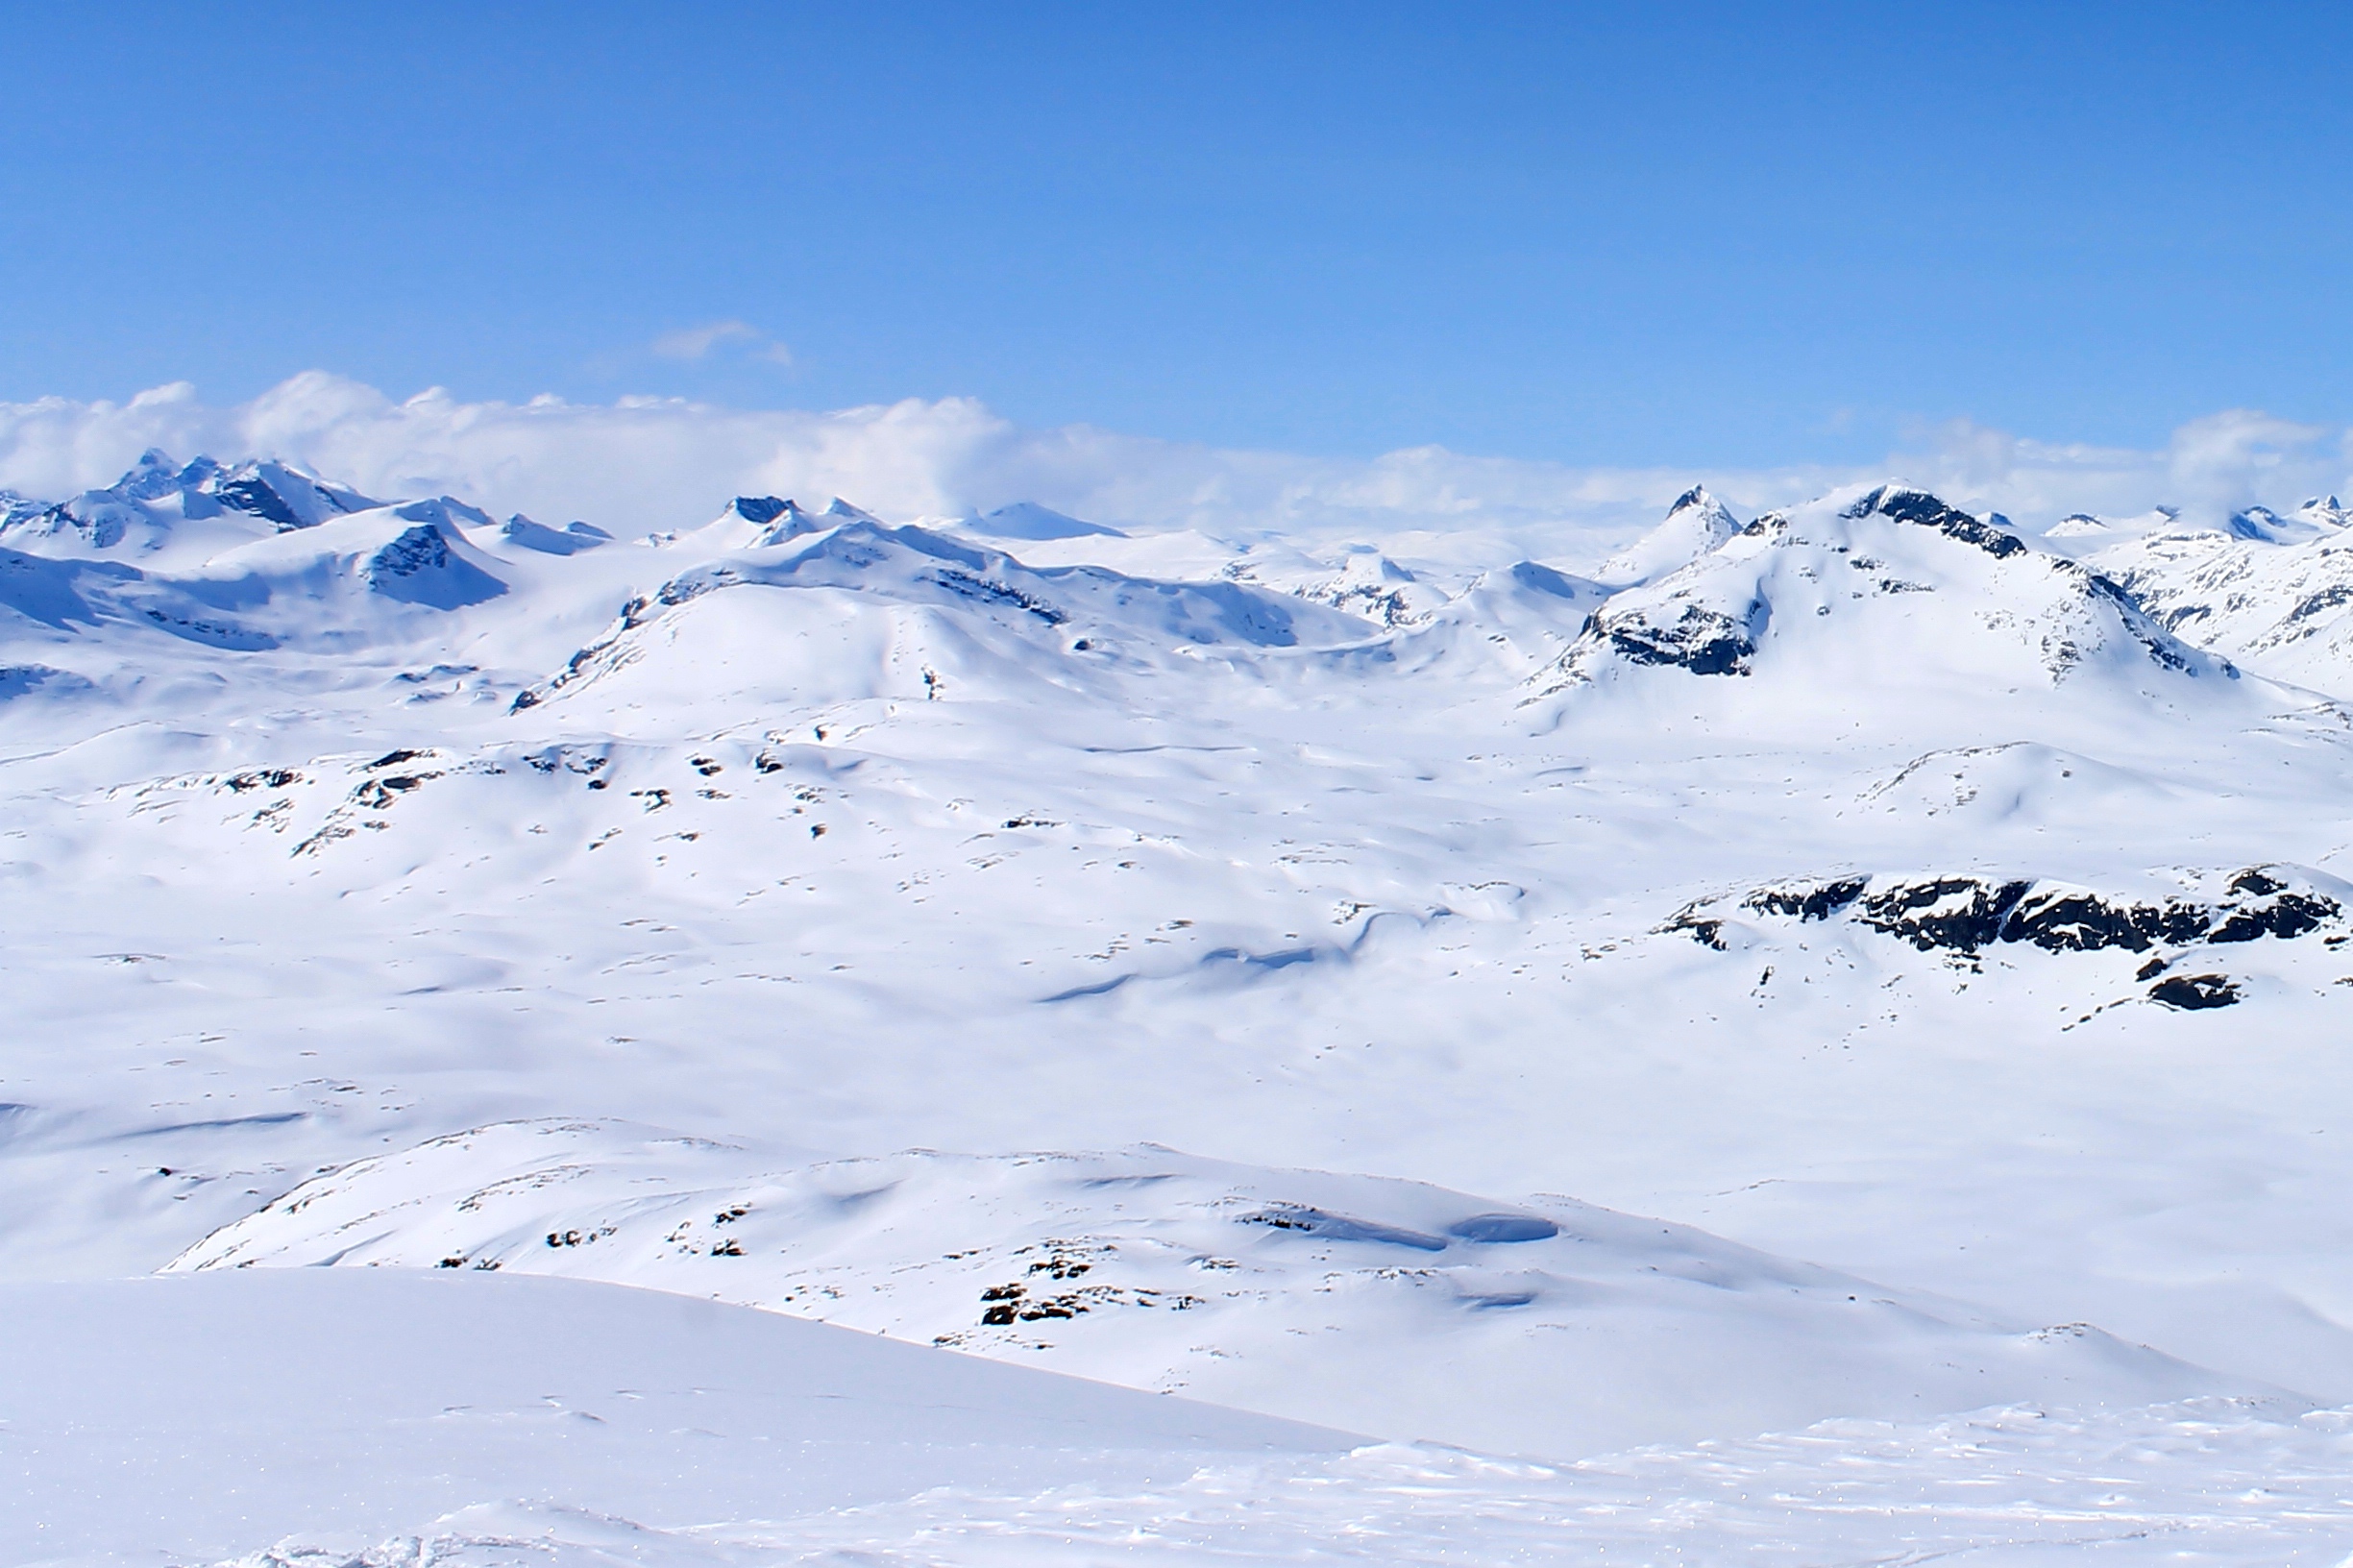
650, 321, 793, 367
1, 373, 2345, 569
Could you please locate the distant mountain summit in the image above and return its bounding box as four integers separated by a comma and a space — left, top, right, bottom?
2095, 498, 2353, 693
1533, 483, 2233, 732
964, 502, 1126, 542
0, 451, 377, 561
1598, 485, 1742, 584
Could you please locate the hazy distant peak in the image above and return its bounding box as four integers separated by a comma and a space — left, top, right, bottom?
967, 502, 1126, 541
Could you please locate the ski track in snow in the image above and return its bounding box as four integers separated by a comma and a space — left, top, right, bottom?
11, 456, 2353, 1560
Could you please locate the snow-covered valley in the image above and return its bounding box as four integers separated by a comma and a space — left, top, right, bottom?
10, 453, 2353, 1561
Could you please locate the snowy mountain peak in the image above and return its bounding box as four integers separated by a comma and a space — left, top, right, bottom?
0, 450, 378, 563
1598, 484, 1743, 583
497, 514, 611, 555
690, 495, 829, 550
726, 496, 792, 527
1303, 549, 1447, 627
2215, 501, 2348, 546
1538, 483, 2230, 718
967, 501, 1127, 541
115, 448, 205, 502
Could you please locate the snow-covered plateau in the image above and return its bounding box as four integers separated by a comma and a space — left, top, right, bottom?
10, 454, 2353, 1562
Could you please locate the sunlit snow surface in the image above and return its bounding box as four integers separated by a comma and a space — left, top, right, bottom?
14, 1272, 2351, 1568
10, 457, 2353, 1560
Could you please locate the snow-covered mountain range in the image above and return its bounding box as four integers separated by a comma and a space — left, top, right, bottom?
11, 450, 2353, 1559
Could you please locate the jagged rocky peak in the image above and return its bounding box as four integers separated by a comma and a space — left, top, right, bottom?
0, 450, 380, 555
1599, 483, 1743, 583
2300, 496, 2351, 528
120, 450, 374, 530
115, 449, 203, 502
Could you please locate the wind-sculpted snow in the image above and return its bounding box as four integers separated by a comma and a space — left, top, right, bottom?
12, 453, 2353, 1557
166, 1120, 2271, 1456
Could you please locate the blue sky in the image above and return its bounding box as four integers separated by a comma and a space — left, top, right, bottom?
5, 3, 2350, 470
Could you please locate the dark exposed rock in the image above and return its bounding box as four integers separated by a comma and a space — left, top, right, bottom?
1712, 864, 2341, 965
2149, 973, 2241, 1010
1855, 877, 2031, 953
930, 569, 1067, 625
1661, 902, 1728, 949
2001, 890, 2210, 953
1240, 1205, 1450, 1251
2083, 575, 2194, 672
2210, 893, 2336, 943
1587, 600, 1763, 676
212, 477, 304, 531
1845, 486, 2027, 559
1744, 878, 1867, 921
730, 496, 789, 526
2288, 584, 2353, 625
354, 774, 426, 809
368, 525, 449, 578
223, 768, 301, 792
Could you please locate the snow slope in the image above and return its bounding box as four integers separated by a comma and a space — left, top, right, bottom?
10, 1268, 2348, 1567
10, 451, 2353, 1558
166, 1119, 2274, 1457
1, 1267, 1345, 1566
